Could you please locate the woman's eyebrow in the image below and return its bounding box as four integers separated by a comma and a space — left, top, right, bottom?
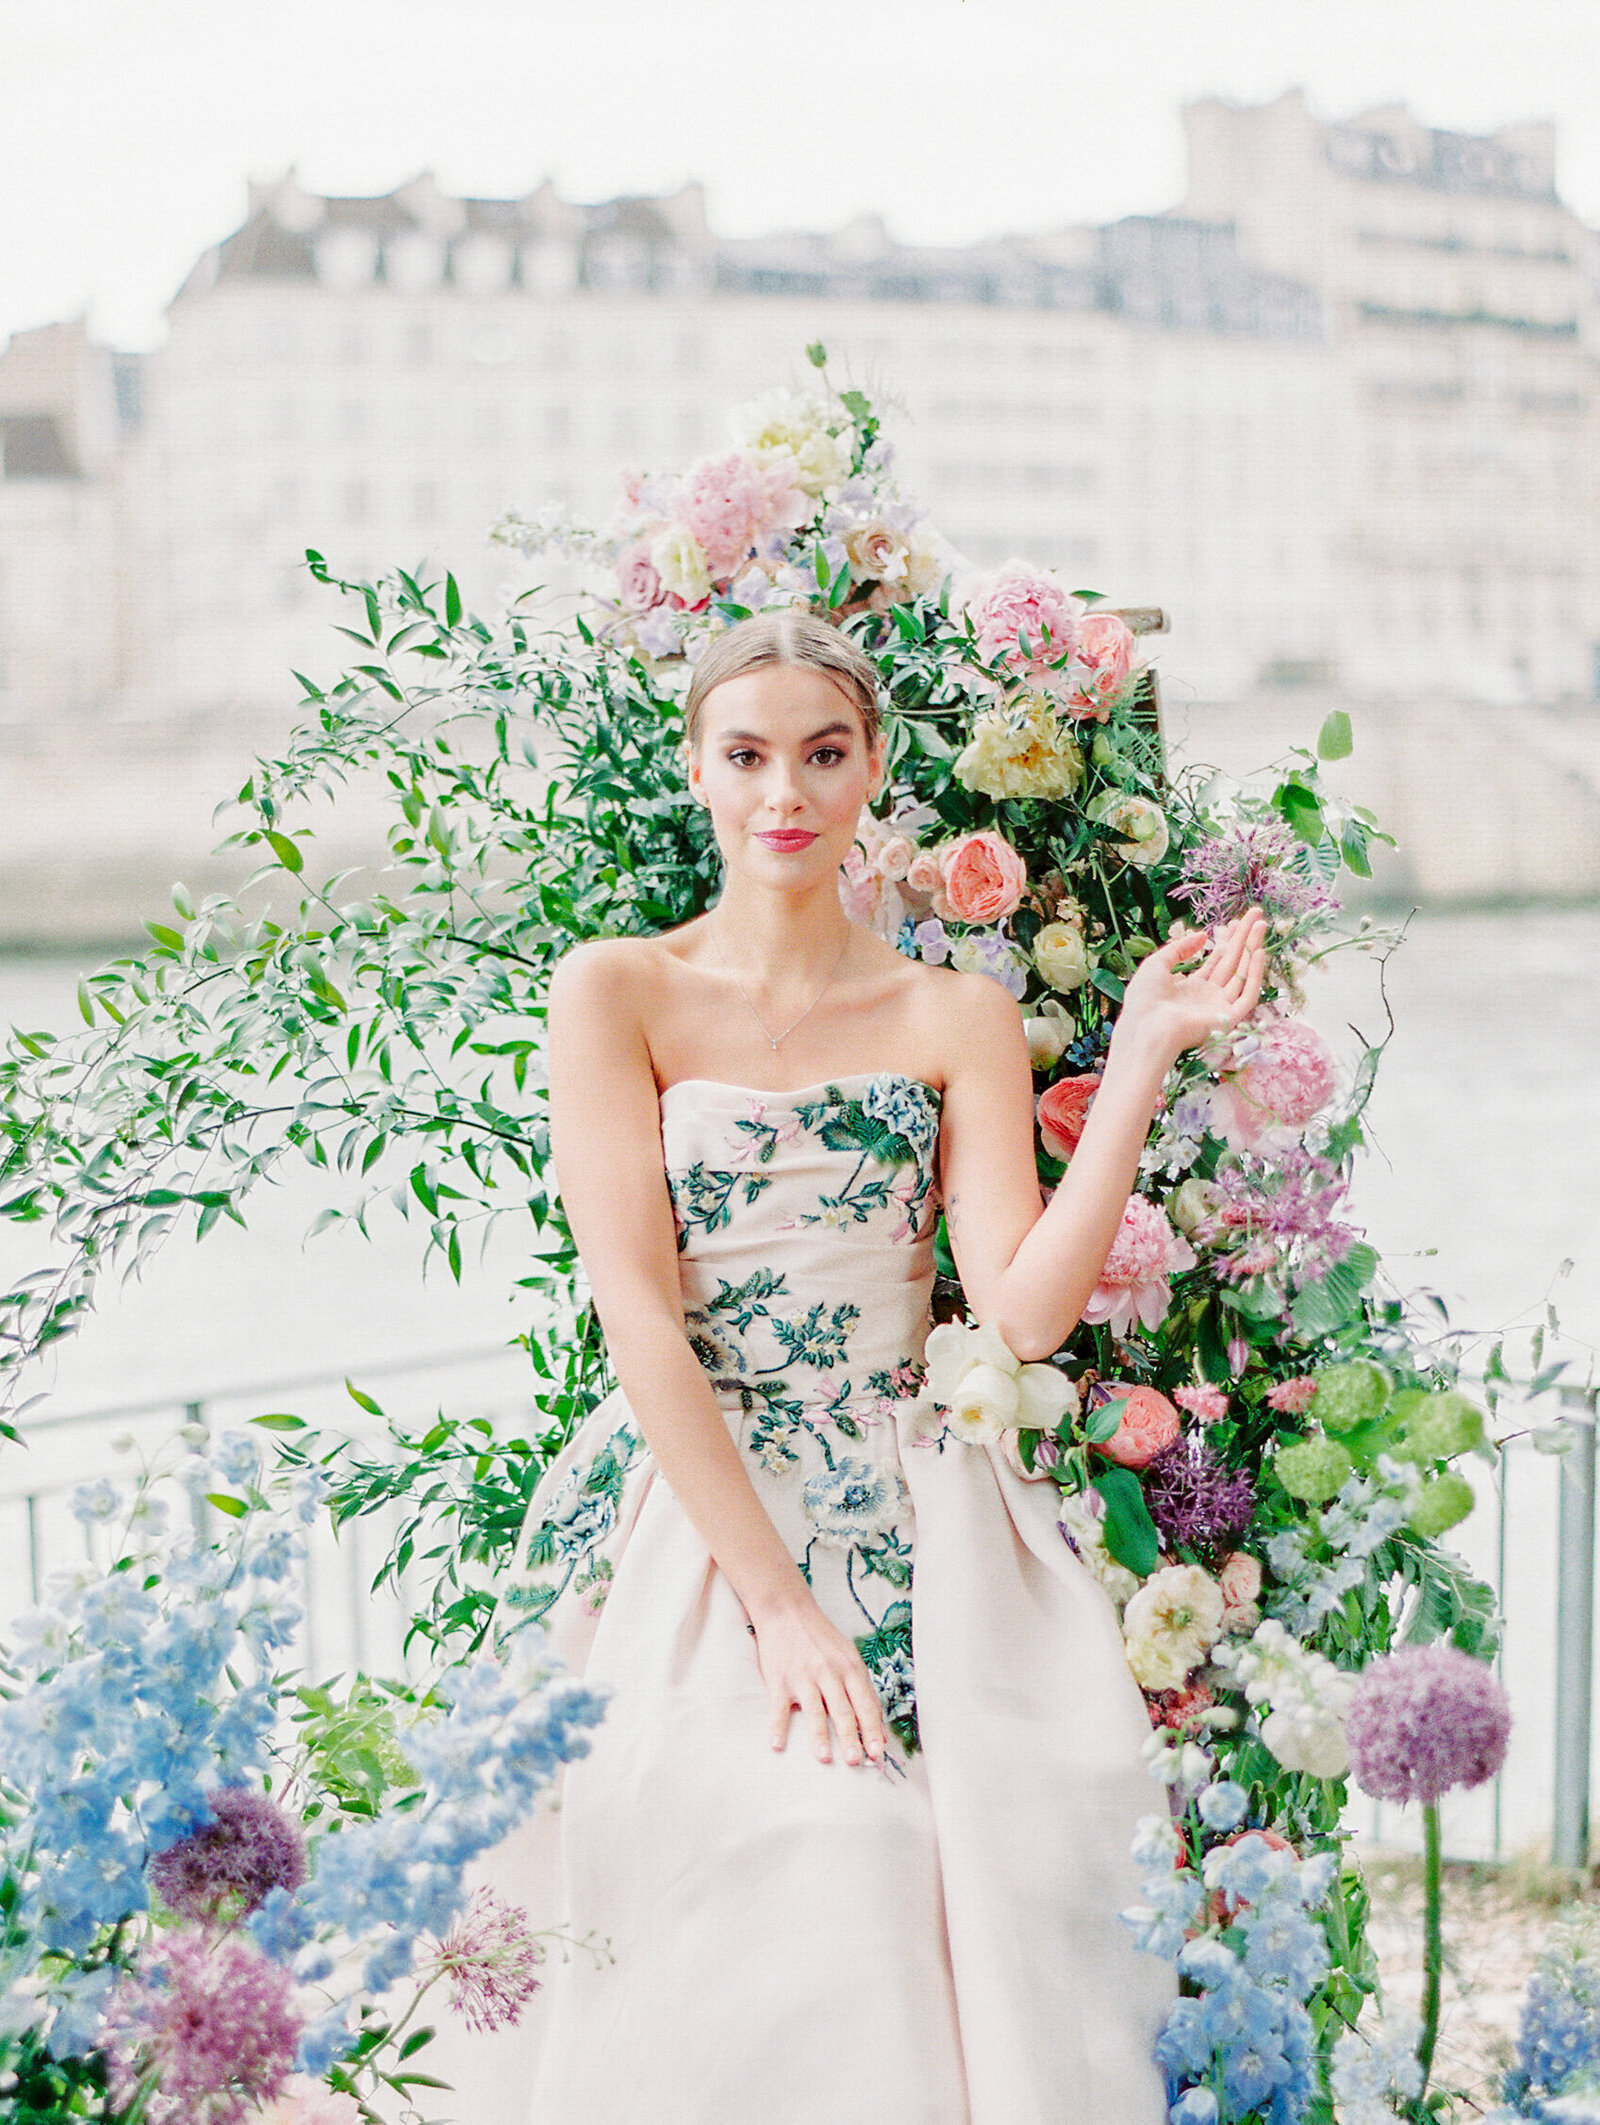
714, 721, 856, 744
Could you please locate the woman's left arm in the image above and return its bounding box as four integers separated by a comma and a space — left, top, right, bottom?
941, 912, 1267, 1362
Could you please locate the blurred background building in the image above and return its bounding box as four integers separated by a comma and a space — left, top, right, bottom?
3, 84, 1599, 929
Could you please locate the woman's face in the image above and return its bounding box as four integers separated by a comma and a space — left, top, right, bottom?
689, 663, 883, 893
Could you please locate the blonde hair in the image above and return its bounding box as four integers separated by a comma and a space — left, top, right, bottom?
683, 610, 882, 751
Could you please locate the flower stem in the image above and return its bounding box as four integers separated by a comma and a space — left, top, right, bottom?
1417, 1798, 1443, 2102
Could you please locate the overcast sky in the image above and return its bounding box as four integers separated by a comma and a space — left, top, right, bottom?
3, 0, 1596, 349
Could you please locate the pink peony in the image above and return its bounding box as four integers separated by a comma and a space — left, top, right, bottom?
1081, 1196, 1198, 1337
1091, 1382, 1183, 1469
1066, 610, 1136, 715
934, 830, 1028, 924
1212, 1018, 1337, 1151
1173, 1383, 1230, 1426
1036, 1074, 1101, 1161
1266, 1375, 1319, 1415
673, 450, 811, 576
1216, 1550, 1263, 1631
614, 543, 665, 613
968, 562, 1078, 681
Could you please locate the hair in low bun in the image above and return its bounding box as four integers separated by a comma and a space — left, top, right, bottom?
684, 610, 881, 752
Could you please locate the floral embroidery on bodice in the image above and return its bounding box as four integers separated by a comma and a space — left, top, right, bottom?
502, 1072, 944, 1747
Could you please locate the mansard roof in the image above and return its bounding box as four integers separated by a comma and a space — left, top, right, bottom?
174, 172, 1321, 339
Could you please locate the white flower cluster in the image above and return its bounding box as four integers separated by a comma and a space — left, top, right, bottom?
490, 504, 617, 561
1330, 2008, 1425, 2124
922, 1319, 1076, 1445
1211, 1617, 1355, 1779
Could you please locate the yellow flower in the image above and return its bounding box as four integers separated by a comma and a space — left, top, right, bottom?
954, 694, 1084, 801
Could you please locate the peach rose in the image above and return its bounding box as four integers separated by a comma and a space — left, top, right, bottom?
905, 849, 945, 895
935, 830, 1027, 925
1068, 610, 1135, 711
1093, 1383, 1182, 1470
876, 834, 916, 881
1216, 1550, 1263, 1633
1036, 1073, 1101, 1161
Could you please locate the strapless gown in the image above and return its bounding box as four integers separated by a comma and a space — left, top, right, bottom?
439, 1073, 1170, 2125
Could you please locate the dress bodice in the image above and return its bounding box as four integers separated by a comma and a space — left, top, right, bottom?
659, 1072, 942, 1464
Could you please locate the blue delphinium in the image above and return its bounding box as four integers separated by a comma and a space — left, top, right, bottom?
1500, 1943, 1600, 2117
1126, 1814, 1337, 2125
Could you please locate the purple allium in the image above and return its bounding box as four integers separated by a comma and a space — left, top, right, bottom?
1142, 1435, 1256, 1551
148, 1786, 307, 1921
102, 1927, 300, 2124
436, 1886, 545, 2033
1176, 819, 1340, 932
1345, 1645, 1511, 1805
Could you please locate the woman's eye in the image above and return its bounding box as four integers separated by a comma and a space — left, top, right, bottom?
810, 748, 845, 767
727, 749, 760, 768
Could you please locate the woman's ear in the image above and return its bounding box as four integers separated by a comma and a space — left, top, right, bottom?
866, 733, 888, 803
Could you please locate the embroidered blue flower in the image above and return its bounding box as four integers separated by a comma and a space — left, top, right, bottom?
802, 1457, 908, 1548
861, 1074, 940, 1156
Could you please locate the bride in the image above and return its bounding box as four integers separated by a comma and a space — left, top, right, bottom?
472, 608, 1264, 2125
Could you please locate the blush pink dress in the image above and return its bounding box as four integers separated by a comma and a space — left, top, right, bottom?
436, 1073, 1170, 2125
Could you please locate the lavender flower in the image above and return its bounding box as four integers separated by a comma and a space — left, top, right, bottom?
1345, 1645, 1511, 1805
1143, 1435, 1256, 1552
1204, 1149, 1360, 1291
148, 1786, 307, 1922
1176, 819, 1340, 932
436, 1886, 545, 2033
102, 1928, 300, 2124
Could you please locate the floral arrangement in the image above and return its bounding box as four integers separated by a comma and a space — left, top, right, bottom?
0, 1430, 606, 2118
0, 349, 1526, 2119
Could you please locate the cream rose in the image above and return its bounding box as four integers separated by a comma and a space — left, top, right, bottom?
650, 523, 713, 605
844, 518, 911, 585
1024, 1001, 1074, 1069
1086, 791, 1170, 870
1033, 921, 1091, 992
954, 696, 1084, 802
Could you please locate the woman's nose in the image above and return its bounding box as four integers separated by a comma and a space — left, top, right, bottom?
762, 762, 805, 815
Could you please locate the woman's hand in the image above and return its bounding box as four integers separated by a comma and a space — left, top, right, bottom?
1114, 910, 1268, 1064
750, 1594, 888, 1768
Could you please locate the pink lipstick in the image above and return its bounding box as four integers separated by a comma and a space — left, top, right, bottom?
756, 830, 818, 852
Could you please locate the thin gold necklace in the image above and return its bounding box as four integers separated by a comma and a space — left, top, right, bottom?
708, 919, 853, 1052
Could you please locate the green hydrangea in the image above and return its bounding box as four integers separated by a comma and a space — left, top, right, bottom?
1275, 1434, 1356, 1504
1396, 1389, 1486, 1465
1406, 1470, 1475, 1538
1311, 1359, 1392, 1434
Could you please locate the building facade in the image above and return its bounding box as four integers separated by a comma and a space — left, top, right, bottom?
1, 91, 1595, 722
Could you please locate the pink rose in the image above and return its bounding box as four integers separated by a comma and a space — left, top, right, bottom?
1036, 1074, 1102, 1161
1068, 611, 1135, 710
615, 542, 665, 613
968, 562, 1079, 681
905, 849, 944, 895
935, 830, 1028, 924
1216, 1550, 1262, 1632
1213, 1018, 1337, 1151
1091, 1383, 1183, 1470
838, 843, 880, 926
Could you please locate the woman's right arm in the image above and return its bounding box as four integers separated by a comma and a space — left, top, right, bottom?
545, 941, 887, 1767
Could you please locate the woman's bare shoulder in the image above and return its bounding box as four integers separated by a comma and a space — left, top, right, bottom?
898, 956, 1028, 1086
549, 931, 687, 1007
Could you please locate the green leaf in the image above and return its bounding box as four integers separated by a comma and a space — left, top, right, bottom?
445, 574, 462, 628
1090, 1466, 1160, 1577
1085, 1398, 1126, 1445
265, 830, 304, 874
205, 1491, 249, 1519
144, 921, 184, 951
806, 341, 828, 368
398, 2028, 436, 2061
1339, 821, 1372, 878
346, 1380, 385, 1416
1274, 783, 1324, 847
1317, 710, 1354, 761
77, 979, 95, 1027
251, 1413, 308, 1431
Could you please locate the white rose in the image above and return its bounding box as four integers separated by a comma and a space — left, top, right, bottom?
1122, 1564, 1225, 1690
651, 524, 712, 605
1033, 922, 1091, 992
1087, 792, 1171, 870
1025, 1001, 1073, 1069
924, 1317, 1075, 1438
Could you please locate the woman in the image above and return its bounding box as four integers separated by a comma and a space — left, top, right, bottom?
484, 609, 1265, 2124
